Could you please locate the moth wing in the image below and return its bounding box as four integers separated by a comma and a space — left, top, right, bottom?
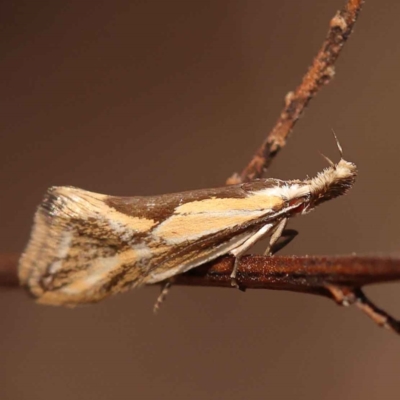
18, 186, 158, 306
140, 191, 286, 283
19, 184, 286, 306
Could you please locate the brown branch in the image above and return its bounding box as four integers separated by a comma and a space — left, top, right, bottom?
227, 0, 365, 184
3, 253, 400, 335
0, 253, 20, 287
173, 255, 400, 335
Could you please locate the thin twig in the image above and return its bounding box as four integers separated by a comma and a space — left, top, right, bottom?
0, 253, 20, 287
3, 253, 400, 334
353, 289, 400, 334
227, 0, 365, 184
173, 255, 400, 291
174, 255, 400, 335
6, 254, 400, 291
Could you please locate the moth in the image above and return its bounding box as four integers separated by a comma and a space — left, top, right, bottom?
18, 140, 356, 307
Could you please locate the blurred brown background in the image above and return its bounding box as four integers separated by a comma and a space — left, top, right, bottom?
1, 0, 400, 399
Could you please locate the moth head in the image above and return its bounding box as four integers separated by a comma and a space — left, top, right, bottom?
306, 133, 357, 212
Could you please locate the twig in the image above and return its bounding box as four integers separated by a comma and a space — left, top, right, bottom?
0, 253, 20, 287
3, 253, 400, 334
227, 0, 365, 184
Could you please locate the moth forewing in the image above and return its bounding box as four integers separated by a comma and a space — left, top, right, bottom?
18, 156, 357, 306
18, 183, 285, 305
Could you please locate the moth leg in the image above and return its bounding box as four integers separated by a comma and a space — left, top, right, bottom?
264, 218, 288, 256
153, 279, 173, 314
229, 223, 274, 288
269, 229, 298, 255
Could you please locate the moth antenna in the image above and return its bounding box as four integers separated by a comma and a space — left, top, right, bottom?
331, 129, 344, 159
319, 151, 335, 167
